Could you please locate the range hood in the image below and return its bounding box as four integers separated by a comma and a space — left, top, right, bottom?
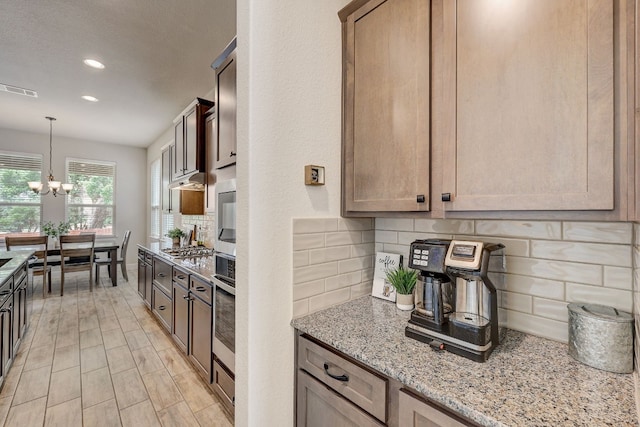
169, 172, 206, 191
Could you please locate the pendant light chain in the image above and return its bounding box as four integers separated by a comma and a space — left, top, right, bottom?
47, 116, 55, 180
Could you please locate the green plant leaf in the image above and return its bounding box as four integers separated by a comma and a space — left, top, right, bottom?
385, 265, 418, 295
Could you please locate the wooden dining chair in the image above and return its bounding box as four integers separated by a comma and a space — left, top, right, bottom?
5, 236, 51, 299
95, 230, 131, 282
59, 233, 95, 295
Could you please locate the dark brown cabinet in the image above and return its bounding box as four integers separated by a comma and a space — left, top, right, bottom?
152, 257, 172, 295
0, 297, 11, 386
152, 286, 172, 332
137, 249, 152, 308
172, 281, 189, 353
173, 98, 214, 180
212, 38, 237, 170
12, 269, 27, 352
189, 276, 212, 380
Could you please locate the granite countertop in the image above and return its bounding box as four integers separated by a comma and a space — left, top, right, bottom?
138, 243, 216, 283
0, 250, 35, 284
291, 296, 638, 426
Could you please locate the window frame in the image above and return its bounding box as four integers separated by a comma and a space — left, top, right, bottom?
150, 158, 161, 239
0, 150, 43, 241
65, 157, 116, 238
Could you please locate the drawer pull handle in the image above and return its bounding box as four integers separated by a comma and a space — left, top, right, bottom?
177, 275, 186, 280
195, 286, 206, 292
183, 295, 194, 301
157, 273, 166, 278
323, 363, 349, 382
158, 305, 166, 311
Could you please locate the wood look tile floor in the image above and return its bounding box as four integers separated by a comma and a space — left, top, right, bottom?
0, 267, 233, 427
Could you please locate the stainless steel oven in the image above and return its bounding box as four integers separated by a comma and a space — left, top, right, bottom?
212, 252, 235, 373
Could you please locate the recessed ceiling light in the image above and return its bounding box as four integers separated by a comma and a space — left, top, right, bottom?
83, 59, 105, 69
82, 95, 99, 102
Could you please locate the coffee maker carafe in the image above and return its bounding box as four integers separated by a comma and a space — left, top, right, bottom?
406, 239, 504, 362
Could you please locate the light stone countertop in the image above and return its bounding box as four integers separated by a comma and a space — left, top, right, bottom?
291, 295, 638, 426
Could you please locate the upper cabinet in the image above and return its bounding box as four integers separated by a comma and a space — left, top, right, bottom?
340, 0, 431, 215
438, 0, 613, 212
173, 98, 214, 180
340, 0, 635, 219
212, 38, 237, 170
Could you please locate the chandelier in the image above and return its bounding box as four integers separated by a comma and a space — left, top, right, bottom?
27, 117, 73, 197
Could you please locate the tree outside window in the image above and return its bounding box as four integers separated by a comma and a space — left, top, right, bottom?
0, 152, 42, 239
66, 159, 115, 236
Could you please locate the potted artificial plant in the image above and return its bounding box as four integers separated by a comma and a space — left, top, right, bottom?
385, 264, 418, 310
42, 221, 71, 248
166, 228, 185, 247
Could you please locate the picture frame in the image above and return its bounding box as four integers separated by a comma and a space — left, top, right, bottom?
371, 252, 403, 302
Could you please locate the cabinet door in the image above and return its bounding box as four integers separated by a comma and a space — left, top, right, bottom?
184, 108, 198, 175
144, 263, 152, 307
137, 258, 145, 300
152, 286, 172, 332
172, 283, 189, 352
205, 113, 216, 213
398, 389, 470, 427
0, 306, 10, 383
173, 120, 184, 178
161, 146, 174, 213
297, 370, 384, 427
341, 0, 431, 214
214, 46, 237, 169
189, 295, 212, 381
438, 0, 613, 211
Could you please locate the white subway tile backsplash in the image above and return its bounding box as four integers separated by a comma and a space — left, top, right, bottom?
563, 222, 633, 244
293, 218, 338, 234
476, 220, 562, 240
532, 298, 569, 322
531, 240, 631, 268
414, 219, 474, 234
293, 251, 309, 268
362, 268, 374, 282
375, 218, 414, 231
338, 218, 374, 231
350, 282, 372, 299
293, 280, 325, 300
351, 243, 375, 258
308, 288, 351, 313
506, 256, 602, 286
325, 271, 362, 292
362, 230, 375, 243
565, 283, 633, 313
500, 274, 565, 300
499, 309, 568, 342
293, 233, 325, 251
293, 300, 309, 318
603, 266, 633, 290
380, 244, 411, 263
398, 231, 452, 245
294, 262, 338, 284
375, 230, 398, 244
456, 236, 530, 257
326, 231, 362, 247
309, 246, 352, 265
500, 291, 532, 313
338, 256, 373, 275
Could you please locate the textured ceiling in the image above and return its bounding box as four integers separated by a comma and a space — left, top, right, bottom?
0, 0, 236, 148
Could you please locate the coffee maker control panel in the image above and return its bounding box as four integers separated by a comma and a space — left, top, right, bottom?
408, 240, 449, 274
445, 240, 484, 270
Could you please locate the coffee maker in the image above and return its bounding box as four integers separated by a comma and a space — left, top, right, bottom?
406, 239, 504, 362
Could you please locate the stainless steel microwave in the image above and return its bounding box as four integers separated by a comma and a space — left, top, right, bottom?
214, 178, 236, 256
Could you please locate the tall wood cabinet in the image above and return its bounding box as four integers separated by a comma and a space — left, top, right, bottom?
212, 38, 237, 170
173, 98, 214, 180
340, 0, 634, 219
340, 0, 431, 215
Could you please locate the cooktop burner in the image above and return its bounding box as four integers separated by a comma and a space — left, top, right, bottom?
161, 247, 215, 259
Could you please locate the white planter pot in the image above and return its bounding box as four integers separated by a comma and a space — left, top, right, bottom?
396, 293, 414, 311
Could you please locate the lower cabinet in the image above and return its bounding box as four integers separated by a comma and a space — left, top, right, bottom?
297, 369, 384, 427
144, 257, 152, 307
189, 285, 212, 380
0, 296, 12, 384
137, 253, 145, 300
212, 359, 235, 411
12, 271, 27, 351
172, 281, 189, 352
295, 333, 478, 427
398, 389, 469, 427
152, 286, 172, 332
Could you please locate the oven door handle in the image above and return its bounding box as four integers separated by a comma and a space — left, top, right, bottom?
211, 276, 235, 295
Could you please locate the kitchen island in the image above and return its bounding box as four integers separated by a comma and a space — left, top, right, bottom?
291, 295, 637, 426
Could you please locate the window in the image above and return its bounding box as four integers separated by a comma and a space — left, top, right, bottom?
66, 159, 115, 236
0, 151, 42, 239
150, 159, 160, 238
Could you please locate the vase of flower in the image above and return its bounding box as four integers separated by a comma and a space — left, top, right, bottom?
385, 264, 418, 311
43, 221, 71, 249
166, 228, 186, 248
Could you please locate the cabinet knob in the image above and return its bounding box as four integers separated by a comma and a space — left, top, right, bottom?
416, 195, 425, 203
230, 151, 236, 157
441, 193, 452, 202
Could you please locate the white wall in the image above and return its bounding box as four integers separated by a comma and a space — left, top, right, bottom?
237, 0, 349, 425
0, 127, 146, 265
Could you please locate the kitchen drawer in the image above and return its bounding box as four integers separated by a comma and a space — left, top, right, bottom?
297, 335, 387, 423
152, 285, 172, 332
138, 248, 145, 259
153, 257, 172, 294
213, 359, 235, 414
173, 266, 189, 288
144, 251, 153, 264
190, 276, 212, 305
297, 369, 383, 427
